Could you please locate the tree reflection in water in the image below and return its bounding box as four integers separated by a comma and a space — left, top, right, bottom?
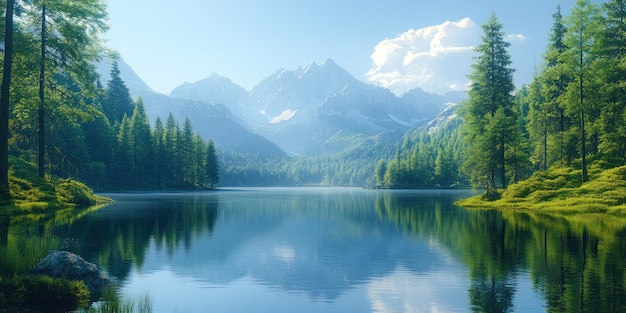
3, 189, 626, 312
376, 191, 626, 313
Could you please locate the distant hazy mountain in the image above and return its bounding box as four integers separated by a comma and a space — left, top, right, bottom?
100, 57, 464, 157
169, 59, 456, 155
97, 58, 285, 157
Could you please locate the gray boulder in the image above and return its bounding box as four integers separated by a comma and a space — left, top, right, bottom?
28, 250, 117, 299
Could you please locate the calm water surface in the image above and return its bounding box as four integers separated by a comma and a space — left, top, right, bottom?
6, 187, 626, 312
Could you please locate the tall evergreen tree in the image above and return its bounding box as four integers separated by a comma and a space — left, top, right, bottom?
103, 60, 134, 124
113, 115, 133, 188
527, 5, 571, 169
596, 0, 626, 161
181, 117, 194, 186
20, 0, 108, 177
461, 12, 516, 193
193, 133, 207, 187
205, 140, 219, 189
0, 0, 15, 200
152, 116, 166, 189
563, 0, 601, 182
129, 98, 154, 188
375, 159, 387, 187
164, 113, 180, 187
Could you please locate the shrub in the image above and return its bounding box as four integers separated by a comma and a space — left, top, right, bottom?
0, 275, 90, 312
55, 178, 97, 207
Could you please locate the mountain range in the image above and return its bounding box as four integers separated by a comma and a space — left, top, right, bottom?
97, 57, 464, 157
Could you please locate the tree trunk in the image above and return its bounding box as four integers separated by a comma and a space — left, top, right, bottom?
500, 132, 506, 188
38, 6, 46, 178
0, 0, 15, 200
579, 49, 588, 182
543, 127, 548, 170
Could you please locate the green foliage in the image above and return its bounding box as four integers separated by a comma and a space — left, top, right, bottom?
3, 156, 108, 212
461, 12, 518, 190
206, 140, 219, 189
0, 235, 59, 276
458, 163, 626, 214
374, 159, 387, 187
54, 178, 100, 207
0, 275, 90, 313
102, 60, 134, 124
220, 130, 399, 187
378, 113, 467, 188
87, 287, 153, 313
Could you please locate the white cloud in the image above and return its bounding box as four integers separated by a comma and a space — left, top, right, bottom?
366, 18, 480, 95
507, 34, 528, 43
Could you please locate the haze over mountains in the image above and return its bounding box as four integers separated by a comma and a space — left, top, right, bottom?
98, 57, 464, 156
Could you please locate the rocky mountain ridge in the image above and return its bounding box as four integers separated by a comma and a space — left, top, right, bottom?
99, 57, 464, 156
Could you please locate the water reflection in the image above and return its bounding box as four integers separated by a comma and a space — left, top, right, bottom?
378, 191, 626, 313
2, 188, 626, 312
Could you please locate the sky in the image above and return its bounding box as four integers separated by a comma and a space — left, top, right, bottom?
104, 0, 577, 96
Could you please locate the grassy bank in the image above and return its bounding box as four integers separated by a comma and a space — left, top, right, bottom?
1, 157, 111, 216
0, 157, 119, 312
457, 162, 626, 216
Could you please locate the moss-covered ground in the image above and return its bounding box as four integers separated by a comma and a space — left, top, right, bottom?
0, 156, 111, 216
457, 162, 626, 216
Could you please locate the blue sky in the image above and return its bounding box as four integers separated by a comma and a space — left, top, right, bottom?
104, 0, 577, 95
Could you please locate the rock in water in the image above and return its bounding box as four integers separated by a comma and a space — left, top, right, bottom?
28, 250, 117, 299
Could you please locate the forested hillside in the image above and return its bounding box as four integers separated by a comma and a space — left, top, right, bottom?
382, 0, 626, 201
0, 1, 219, 195
4, 0, 626, 194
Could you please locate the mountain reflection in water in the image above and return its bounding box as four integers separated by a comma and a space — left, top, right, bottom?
3, 187, 626, 313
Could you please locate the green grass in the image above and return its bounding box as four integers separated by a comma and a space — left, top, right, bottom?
0, 275, 91, 312
87, 288, 153, 313
457, 163, 626, 216
0, 156, 111, 216
0, 235, 60, 276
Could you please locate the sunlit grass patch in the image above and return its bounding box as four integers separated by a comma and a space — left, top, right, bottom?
2, 156, 112, 216
457, 164, 626, 216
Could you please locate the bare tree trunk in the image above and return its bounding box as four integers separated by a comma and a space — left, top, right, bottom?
0, 0, 15, 200
38, 5, 46, 178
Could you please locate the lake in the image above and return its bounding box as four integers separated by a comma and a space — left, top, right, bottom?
4, 187, 626, 312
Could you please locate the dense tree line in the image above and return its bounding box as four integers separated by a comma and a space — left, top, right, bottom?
0, 0, 219, 192
74, 61, 220, 190
220, 131, 399, 187
382, 0, 626, 193
0, 0, 108, 199
375, 115, 468, 188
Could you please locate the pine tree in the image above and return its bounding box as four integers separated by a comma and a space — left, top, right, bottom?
527, 5, 571, 169
113, 115, 133, 188
563, 0, 601, 182
205, 140, 219, 189
25, 0, 108, 177
181, 118, 195, 187
375, 159, 387, 187
193, 133, 207, 187
461, 12, 516, 194
596, 0, 626, 161
129, 98, 154, 188
103, 60, 134, 124
164, 113, 180, 187
153, 117, 166, 189
0, 0, 15, 200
